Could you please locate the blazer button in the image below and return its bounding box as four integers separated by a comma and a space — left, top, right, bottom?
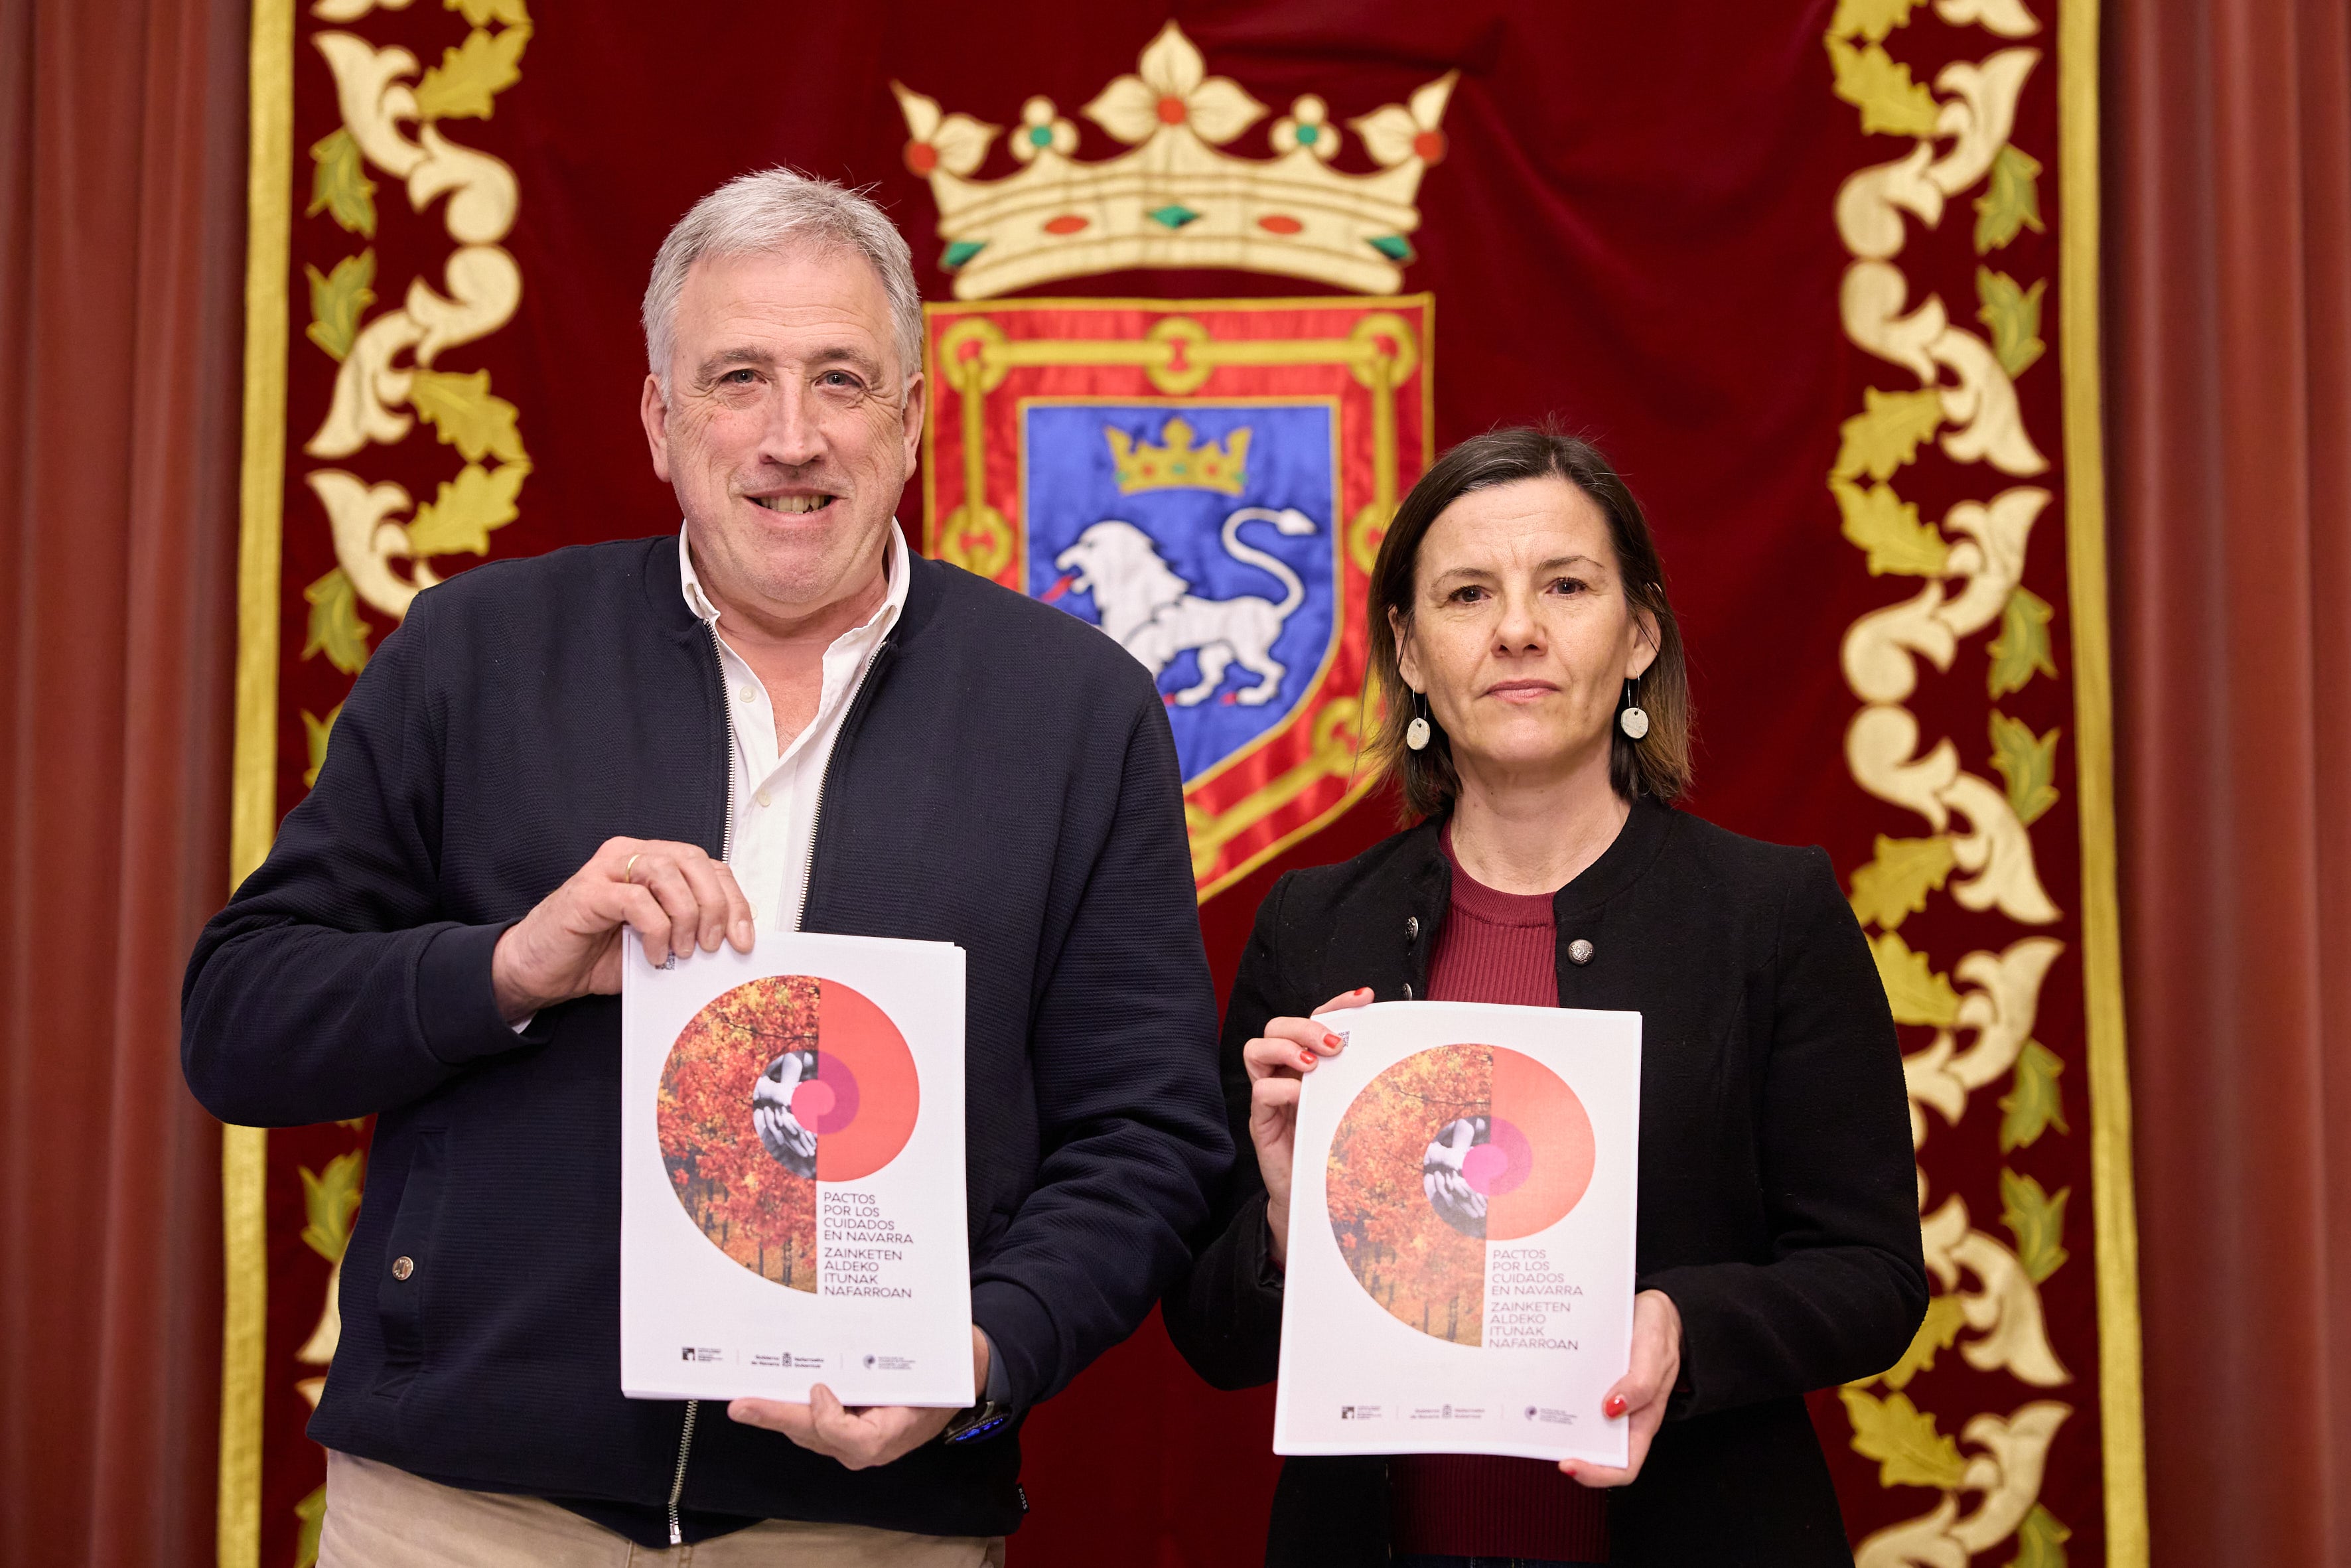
1568, 939, 1595, 965
1402, 983, 1414, 1001
1405, 916, 1420, 940
391, 1255, 415, 1281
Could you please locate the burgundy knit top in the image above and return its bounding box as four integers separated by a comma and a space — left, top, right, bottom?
1386, 829, 1609, 1563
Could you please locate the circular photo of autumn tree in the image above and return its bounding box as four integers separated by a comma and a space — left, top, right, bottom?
1325, 1042, 1595, 1344
656, 974, 920, 1292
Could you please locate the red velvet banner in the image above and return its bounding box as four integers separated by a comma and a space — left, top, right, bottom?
225, 1, 2139, 1563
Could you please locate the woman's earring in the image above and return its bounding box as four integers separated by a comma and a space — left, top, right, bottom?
1619, 678, 1651, 741
1405, 692, 1432, 752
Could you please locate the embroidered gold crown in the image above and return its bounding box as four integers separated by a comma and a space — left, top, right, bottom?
893, 22, 1456, 300
1107, 417, 1249, 495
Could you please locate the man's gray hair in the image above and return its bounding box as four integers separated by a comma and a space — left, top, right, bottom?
641, 168, 924, 398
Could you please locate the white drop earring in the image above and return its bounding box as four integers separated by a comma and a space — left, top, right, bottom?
1405, 691, 1432, 752
1619, 678, 1650, 741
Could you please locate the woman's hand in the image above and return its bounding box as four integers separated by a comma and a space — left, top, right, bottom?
1561, 1289, 1682, 1488
1245, 988, 1374, 1272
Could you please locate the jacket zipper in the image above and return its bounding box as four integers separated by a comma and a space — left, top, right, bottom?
666, 1397, 701, 1546
667, 620, 888, 1545
669, 621, 737, 1549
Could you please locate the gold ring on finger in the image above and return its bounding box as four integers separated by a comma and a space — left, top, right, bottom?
624, 853, 641, 883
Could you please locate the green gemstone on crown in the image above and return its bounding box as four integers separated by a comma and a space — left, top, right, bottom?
1295, 123, 1321, 145
1028, 124, 1054, 147
1147, 204, 1202, 229
1366, 234, 1414, 262
942, 240, 986, 269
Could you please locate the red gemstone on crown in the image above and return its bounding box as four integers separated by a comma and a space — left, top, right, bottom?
905, 142, 940, 175
1156, 96, 1188, 125
1257, 214, 1304, 234
1413, 129, 1446, 164
1044, 214, 1089, 234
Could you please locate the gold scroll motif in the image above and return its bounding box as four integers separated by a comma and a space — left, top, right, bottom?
1821, 3, 2132, 1564
930, 305, 1420, 891
228, 4, 534, 1563
299, 0, 533, 693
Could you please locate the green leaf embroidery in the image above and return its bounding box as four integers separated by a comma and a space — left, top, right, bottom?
1832, 387, 1946, 482
294, 1485, 327, 1568
447, 0, 530, 25
1988, 586, 2058, 698
1837, 1386, 1968, 1490
2009, 1502, 2073, 1568
306, 127, 376, 238
303, 250, 376, 362
1975, 143, 2046, 253
413, 24, 531, 121
301, 703, 342, 790
1827, 0, 1922, 43
302, 568, 372, 675
1869, 930, 1962, 1028
299, 1149, 366, 1263
1989, 710, 2061, 825
1825, 37, 1942, 138
1876, 1293, 1965, 1390
1833, 478, 1951, 577
1999, 1038, 2070, 1151
407, 368, 528, 464
407, 461, 530, 559
1976, 266, 2048, 379
1849, 834, 1956, 931
2000, 1168, 2070, 1283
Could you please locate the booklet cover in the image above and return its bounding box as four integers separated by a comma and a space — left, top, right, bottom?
1273, 1001, 1642, 1466
619, 930, 973, 1407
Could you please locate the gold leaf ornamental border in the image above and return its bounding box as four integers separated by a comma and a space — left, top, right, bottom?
224, 0, 534, 1561
1825, 0, 2144, 1561
922, 295, 1436, 902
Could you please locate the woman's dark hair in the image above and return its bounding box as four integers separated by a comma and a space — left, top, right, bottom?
1366, 423, 1692, 819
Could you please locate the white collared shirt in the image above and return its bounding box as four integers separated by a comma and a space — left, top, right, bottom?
677, 519, 910, 931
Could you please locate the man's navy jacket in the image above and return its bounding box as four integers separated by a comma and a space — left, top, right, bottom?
181, 534, 1230, 1539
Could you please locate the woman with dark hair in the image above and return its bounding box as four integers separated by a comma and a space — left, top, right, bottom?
1164, 427, 1926, 1567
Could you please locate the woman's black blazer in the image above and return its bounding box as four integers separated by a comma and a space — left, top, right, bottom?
1163, 800, 1926, 1567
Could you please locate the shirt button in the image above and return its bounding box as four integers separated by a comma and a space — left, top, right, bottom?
1569, 939, 1595, 965
754, 791, 771, 808
738, 687, 756, 704
391, 1255, 415, 1281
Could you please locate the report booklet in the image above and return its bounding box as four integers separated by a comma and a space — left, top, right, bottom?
1273, 1001, 1642, 1466
619, 930, 973, 1407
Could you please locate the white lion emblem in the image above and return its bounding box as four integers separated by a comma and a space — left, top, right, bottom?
1049, 507, 1319, 706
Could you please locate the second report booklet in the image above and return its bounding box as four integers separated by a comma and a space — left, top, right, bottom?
618, 930, 973, 1407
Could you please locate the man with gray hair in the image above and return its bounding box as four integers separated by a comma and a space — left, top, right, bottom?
182, 168, 1230, 1563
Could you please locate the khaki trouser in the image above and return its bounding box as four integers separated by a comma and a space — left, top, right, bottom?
321, 1451, 1008, 1567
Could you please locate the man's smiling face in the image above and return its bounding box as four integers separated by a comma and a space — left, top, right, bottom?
641, 245, 922, 620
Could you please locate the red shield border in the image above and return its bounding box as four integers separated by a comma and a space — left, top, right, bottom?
923, 295, 1435, 900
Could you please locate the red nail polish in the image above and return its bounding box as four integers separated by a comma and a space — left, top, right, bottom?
1323, 1033, 1343, 1050
1604, 1394, 1628, 1418
1299, 1053, 1317, 1068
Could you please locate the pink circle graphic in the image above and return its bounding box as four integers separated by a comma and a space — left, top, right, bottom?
806, 1051, 861, 1134
789, 1079, 837, 1123
1484, 1116, 1533, 1196
1461, 1142, 1508, 1193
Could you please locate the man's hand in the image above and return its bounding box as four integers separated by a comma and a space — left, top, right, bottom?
490, 837, 754, 1025
1245, 989, 1373, 1271
1561, 1289, 1682, 1488
726, 1326, 990, 1470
